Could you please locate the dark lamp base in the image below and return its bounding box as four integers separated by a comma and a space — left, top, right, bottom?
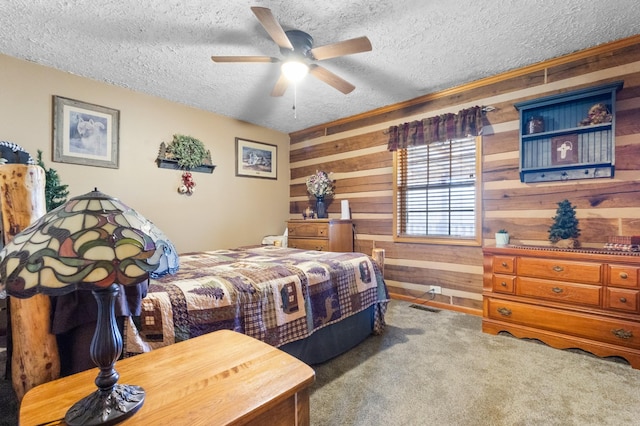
64, 384, 145, 426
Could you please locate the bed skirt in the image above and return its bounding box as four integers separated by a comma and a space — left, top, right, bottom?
279, 304, 375, 364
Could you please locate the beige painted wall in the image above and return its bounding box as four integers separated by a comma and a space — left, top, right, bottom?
0, 54, 290, 253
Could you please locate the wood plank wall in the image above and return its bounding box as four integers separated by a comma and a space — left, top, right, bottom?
289, 35, 640, 316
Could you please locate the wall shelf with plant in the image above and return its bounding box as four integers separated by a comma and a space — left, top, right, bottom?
156, 134, 216, 174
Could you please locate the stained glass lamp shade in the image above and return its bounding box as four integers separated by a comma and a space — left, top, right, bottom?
0, 189, 179, 425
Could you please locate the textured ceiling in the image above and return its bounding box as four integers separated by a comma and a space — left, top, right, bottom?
1, 1, 639, 134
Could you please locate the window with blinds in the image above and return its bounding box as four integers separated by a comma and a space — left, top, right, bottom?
394, 136, 481, 244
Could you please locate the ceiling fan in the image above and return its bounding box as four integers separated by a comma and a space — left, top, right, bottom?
211, 6, 372, 96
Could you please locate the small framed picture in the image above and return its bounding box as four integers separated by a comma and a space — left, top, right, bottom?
52, 96, 119, 168
235, 137, 277, 179
551, 134, 579, 165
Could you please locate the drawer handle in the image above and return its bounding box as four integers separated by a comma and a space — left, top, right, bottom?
612, 329, 633, 340
551, 287, 564, 294
497, 307, 512, 317
501, 262, 508, 267
620, 272, 628, 279
552, 265, 564, 272
620, 297, 627, 303
501, 281, 507, 287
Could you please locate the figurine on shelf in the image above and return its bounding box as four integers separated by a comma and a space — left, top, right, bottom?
578, 103, 612, 126
526, 116, 544, 134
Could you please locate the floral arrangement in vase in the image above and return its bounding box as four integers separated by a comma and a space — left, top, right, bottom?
306, 170, 334, 197
306, 170, 334, 218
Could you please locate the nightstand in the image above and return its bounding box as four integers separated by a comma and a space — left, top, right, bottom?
20, 330, 315, 425
287, 219, 353, 252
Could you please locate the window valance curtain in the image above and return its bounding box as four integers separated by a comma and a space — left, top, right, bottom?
386, 106, 484, 151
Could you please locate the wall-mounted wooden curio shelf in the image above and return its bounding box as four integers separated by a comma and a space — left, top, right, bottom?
514, 81, 623, 183
156, 142, 216, 174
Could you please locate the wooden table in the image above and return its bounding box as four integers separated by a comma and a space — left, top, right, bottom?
20, 330, 315, 425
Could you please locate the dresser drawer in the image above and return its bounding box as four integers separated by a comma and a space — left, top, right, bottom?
492, 256, 515, 274
608, 265, 640, 288
287, 219, 353, 252
492, 275, 515, 294
516, 277, 601, 307
517, 257, 602, 284
485, 298, 640, 349
287, 222, 329, 238
287, 238, 329, 251
606, 288, 640, 313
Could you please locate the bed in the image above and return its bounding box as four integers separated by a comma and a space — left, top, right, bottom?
122, 246, 389, 364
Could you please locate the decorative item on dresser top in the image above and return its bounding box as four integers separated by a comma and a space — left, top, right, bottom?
605, 236, 640, 252
483, 245, 640, 369
303, 206, 314, 219
305, 170, 334, 219
548, 199, 581, 247
495, 229, 510, 246
287, 219, 353, 252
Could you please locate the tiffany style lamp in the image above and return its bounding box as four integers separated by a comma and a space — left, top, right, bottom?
0, 189, 178, 425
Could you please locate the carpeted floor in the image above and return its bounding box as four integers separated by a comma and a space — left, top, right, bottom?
2, 300, 639, 425
310, 300, 640, 425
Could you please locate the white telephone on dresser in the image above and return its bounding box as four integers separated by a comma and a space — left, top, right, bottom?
261, 228, 288, 247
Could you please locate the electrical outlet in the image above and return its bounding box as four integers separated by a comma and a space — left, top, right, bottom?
429, 285, 442, 295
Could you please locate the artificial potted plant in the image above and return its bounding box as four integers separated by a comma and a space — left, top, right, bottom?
156, 134, 215, 174
495, 229, 510, 246
548, 199, 581, 248
165, 134, 208, 169
37, 150, 69, 211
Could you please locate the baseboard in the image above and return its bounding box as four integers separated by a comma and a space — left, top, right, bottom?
389, 292, 482, 317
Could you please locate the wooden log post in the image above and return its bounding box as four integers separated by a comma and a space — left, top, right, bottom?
372, 248, 385, 276
0, 164, 60, 401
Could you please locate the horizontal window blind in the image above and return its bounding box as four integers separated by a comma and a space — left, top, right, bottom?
396, 137, 477, 238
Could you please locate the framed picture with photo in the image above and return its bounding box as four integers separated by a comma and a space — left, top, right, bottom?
235, 137, 277, 179
52, 96, 120, 168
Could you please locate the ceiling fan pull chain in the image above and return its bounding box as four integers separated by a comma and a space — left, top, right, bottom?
293, 83, 298, 119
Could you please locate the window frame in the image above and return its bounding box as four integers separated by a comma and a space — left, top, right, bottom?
392, 135, 483, 246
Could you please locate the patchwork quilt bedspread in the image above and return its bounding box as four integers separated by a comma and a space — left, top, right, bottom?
123, 246, 389, 356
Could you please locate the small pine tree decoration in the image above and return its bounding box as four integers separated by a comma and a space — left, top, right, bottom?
37, 150, 69, 211
548, 199, 580, 243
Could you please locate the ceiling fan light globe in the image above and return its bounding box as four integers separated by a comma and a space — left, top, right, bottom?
281, 61, 309, 83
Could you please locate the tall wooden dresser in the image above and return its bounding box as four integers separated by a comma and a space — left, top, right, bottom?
483, 245, 640, 368
287, 219, 353, 252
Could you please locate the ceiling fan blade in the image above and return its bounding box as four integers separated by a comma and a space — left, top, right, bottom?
308, 64, 355, 94
250, 6, 294, 50
211, 56, 279, 63
271, 74, 289, 97
310, 36, 372, 60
